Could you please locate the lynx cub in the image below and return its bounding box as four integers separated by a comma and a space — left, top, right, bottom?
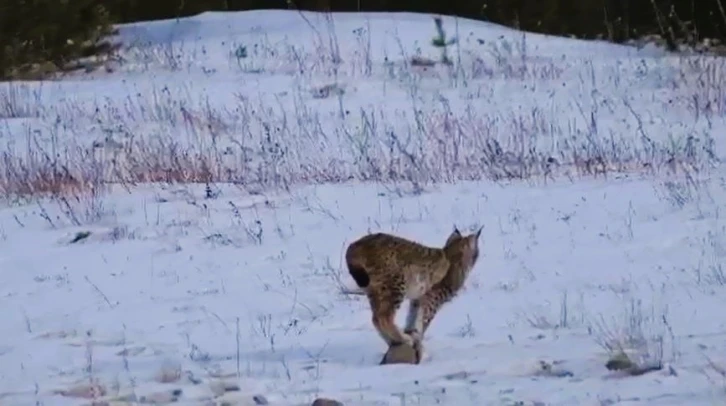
346, 226, 482, 355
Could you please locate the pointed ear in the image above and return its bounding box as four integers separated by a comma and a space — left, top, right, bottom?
475, 225, 483, 239
445, 225, 461, 246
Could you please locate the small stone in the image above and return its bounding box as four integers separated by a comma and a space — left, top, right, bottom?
153, 362, 181, 383
605, 352, 634, 371
380, 342, 421, 365
210, 380, 242, 397
311, 398, 344, 406
253, 394, 269, 405
55, 382, 107, 399
138, 389, 181, 403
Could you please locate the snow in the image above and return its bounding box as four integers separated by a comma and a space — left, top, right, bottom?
1, 9, 726, 406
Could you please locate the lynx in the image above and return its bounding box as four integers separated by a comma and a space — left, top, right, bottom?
346, 226, 482, 360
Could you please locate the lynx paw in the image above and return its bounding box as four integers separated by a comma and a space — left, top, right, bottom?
404, 328, 422, 343
393, 331, 415, 347
412, 339, 424, 362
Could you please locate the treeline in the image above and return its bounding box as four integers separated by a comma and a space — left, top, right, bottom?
2, 0, 725, 80
109, 0, 726, 44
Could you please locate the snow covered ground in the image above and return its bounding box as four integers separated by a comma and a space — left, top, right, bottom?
1, 9, 726, 406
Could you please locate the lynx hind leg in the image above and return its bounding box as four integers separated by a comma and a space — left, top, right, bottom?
367, 283, 413, 347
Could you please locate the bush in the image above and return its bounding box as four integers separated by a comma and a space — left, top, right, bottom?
0, 0, 118, 80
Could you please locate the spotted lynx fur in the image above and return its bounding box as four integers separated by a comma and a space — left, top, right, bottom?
346, 226, 482, 359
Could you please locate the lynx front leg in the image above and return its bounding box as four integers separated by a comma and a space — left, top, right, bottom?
403, 299, 423, 341
402, 298, 425, 363
418, 285, 455, 336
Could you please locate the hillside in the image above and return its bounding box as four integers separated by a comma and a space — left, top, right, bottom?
0, 10, 725, 405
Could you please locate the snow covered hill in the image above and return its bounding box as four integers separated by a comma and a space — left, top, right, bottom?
0, 9, 725, 406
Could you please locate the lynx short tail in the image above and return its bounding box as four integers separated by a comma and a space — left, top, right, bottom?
348, 264, 370, 288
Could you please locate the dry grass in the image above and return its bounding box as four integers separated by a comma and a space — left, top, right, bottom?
0, 20, 723, 208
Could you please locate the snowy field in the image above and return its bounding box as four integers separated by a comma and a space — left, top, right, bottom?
1, 9, 726, 406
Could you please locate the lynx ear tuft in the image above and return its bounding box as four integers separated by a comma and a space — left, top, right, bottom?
445, 226, 462, 246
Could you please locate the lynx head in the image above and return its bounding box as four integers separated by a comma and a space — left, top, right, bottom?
443, 225, 483, 275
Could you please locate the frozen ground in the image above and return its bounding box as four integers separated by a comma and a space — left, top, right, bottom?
1, 8, 726, 406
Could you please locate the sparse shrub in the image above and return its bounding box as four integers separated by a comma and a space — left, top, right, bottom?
591, 296, 676, 376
